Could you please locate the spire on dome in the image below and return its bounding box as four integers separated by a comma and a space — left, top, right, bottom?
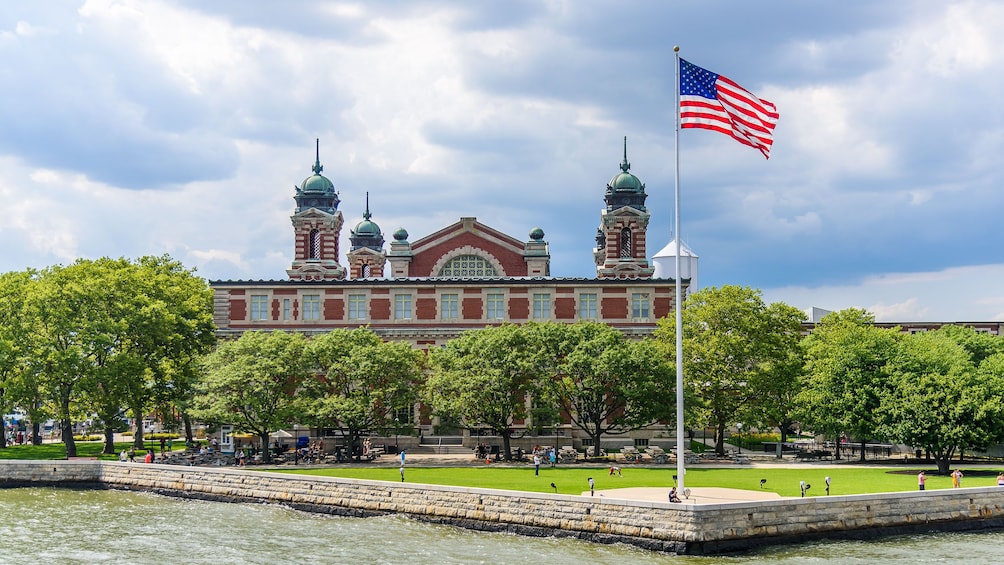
620, 136, 631, 173
312, 138, 323, 175
363, 191, 372, 220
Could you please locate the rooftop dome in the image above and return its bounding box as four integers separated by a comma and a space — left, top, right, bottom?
349, 193, 385, 252
301, 171, 335, 194
293, 139, 340, 214
298, 138, 336, 195
353, 217, 381, 237
393, 227, 409, 241
603, 137, 648, 211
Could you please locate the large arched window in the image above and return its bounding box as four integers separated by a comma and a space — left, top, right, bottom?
620, 228, 632, 258
437, 255, 498, 277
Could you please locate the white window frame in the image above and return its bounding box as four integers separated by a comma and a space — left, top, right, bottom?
347, 294, 367, 320
631, 292, 650, 320
394, 294, 412, 320
578, 293, 597, 320
302, 294, 321, 321
441, 294, 459, 320
532, 293, 551, 320
250, 295, 268, 321
486, 292, 505, 320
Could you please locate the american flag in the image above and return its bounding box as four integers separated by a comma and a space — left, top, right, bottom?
679, 59, 779, 159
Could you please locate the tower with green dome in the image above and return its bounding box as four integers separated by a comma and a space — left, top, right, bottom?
287, 139, 347, 281
346, 192, 386, 278
594, 137, 654, 279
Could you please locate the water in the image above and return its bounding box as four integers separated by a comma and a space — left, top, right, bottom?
2, 488, 1004, 564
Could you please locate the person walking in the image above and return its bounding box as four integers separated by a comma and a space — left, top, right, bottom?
533, 453, 541, 476
951, 468, 964, 488
917, 470, 926, 491
588, 477, 595, 496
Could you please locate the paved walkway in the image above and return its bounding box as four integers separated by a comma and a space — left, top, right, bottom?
584, 486, 783, 504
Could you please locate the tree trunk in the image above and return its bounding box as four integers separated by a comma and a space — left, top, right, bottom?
60, 388, 76, 457
501, 430, 513, 461
715, 421, 726, 456
259, 432, 272, 464
103, 427, 116, 454
935, 456, 950, 475
183, 413, 194, 445
32, 421, 42, 445
132, 406, 145, 449
859, 439, 867, 462
61, 418, 76, 458
591, 429, 603, 457
351, 431, 361, 462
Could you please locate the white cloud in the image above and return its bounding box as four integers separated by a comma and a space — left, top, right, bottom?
2, 1, 1004, 323
763, 264, 1004, 322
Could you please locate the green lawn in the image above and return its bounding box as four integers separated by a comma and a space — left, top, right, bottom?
5, 442, 999, 498
268, 465, 1004, 498
0, 441, 178, 461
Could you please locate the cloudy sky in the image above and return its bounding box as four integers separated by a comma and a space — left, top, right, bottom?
1, 1, 1002, 322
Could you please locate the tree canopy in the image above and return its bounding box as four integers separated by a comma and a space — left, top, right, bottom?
533, 322, 675, 456
301, 328, 425, 460
655, 285, 806, 455
879, 327, 1004, 473
425, 324, 543, 460
799, 309, 901, 460
195, 330, 309, 463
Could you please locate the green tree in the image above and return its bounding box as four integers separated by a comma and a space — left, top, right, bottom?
194, 331, 310, 463
655, 285, 805, 455
799, 308, 900, 461
22, 260, 123, 457
745, 302, 807, 457
121, 255, 216, 449
880, 328, 1004, 474
426, 324, 542, 460
302, 328, 425, 461
534, 322, 675, 456
0, 270, 35, 447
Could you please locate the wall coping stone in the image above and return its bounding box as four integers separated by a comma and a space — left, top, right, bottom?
3, 460, 1004, 555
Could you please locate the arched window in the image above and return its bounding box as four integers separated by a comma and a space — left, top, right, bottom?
438, 255, 498, 277
309, 229, 321, 259
620, 228, 632, 258
361, 264, 371, 278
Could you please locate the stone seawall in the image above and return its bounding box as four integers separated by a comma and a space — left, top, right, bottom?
3, 460, 1004, 554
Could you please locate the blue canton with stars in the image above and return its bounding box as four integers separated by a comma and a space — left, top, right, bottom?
680, 59, 719, 99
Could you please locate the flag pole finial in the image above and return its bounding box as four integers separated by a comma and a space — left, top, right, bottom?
673, 45, 680, 53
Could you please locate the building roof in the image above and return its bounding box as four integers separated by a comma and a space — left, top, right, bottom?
210, 276, 689, 287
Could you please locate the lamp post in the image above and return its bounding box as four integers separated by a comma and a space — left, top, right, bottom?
736, 423, 743, 455
394, 418, 399, 453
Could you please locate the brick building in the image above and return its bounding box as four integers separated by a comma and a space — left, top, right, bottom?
211, 139, 691, 347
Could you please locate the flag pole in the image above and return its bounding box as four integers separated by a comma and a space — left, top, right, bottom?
673, 45, 686, 495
